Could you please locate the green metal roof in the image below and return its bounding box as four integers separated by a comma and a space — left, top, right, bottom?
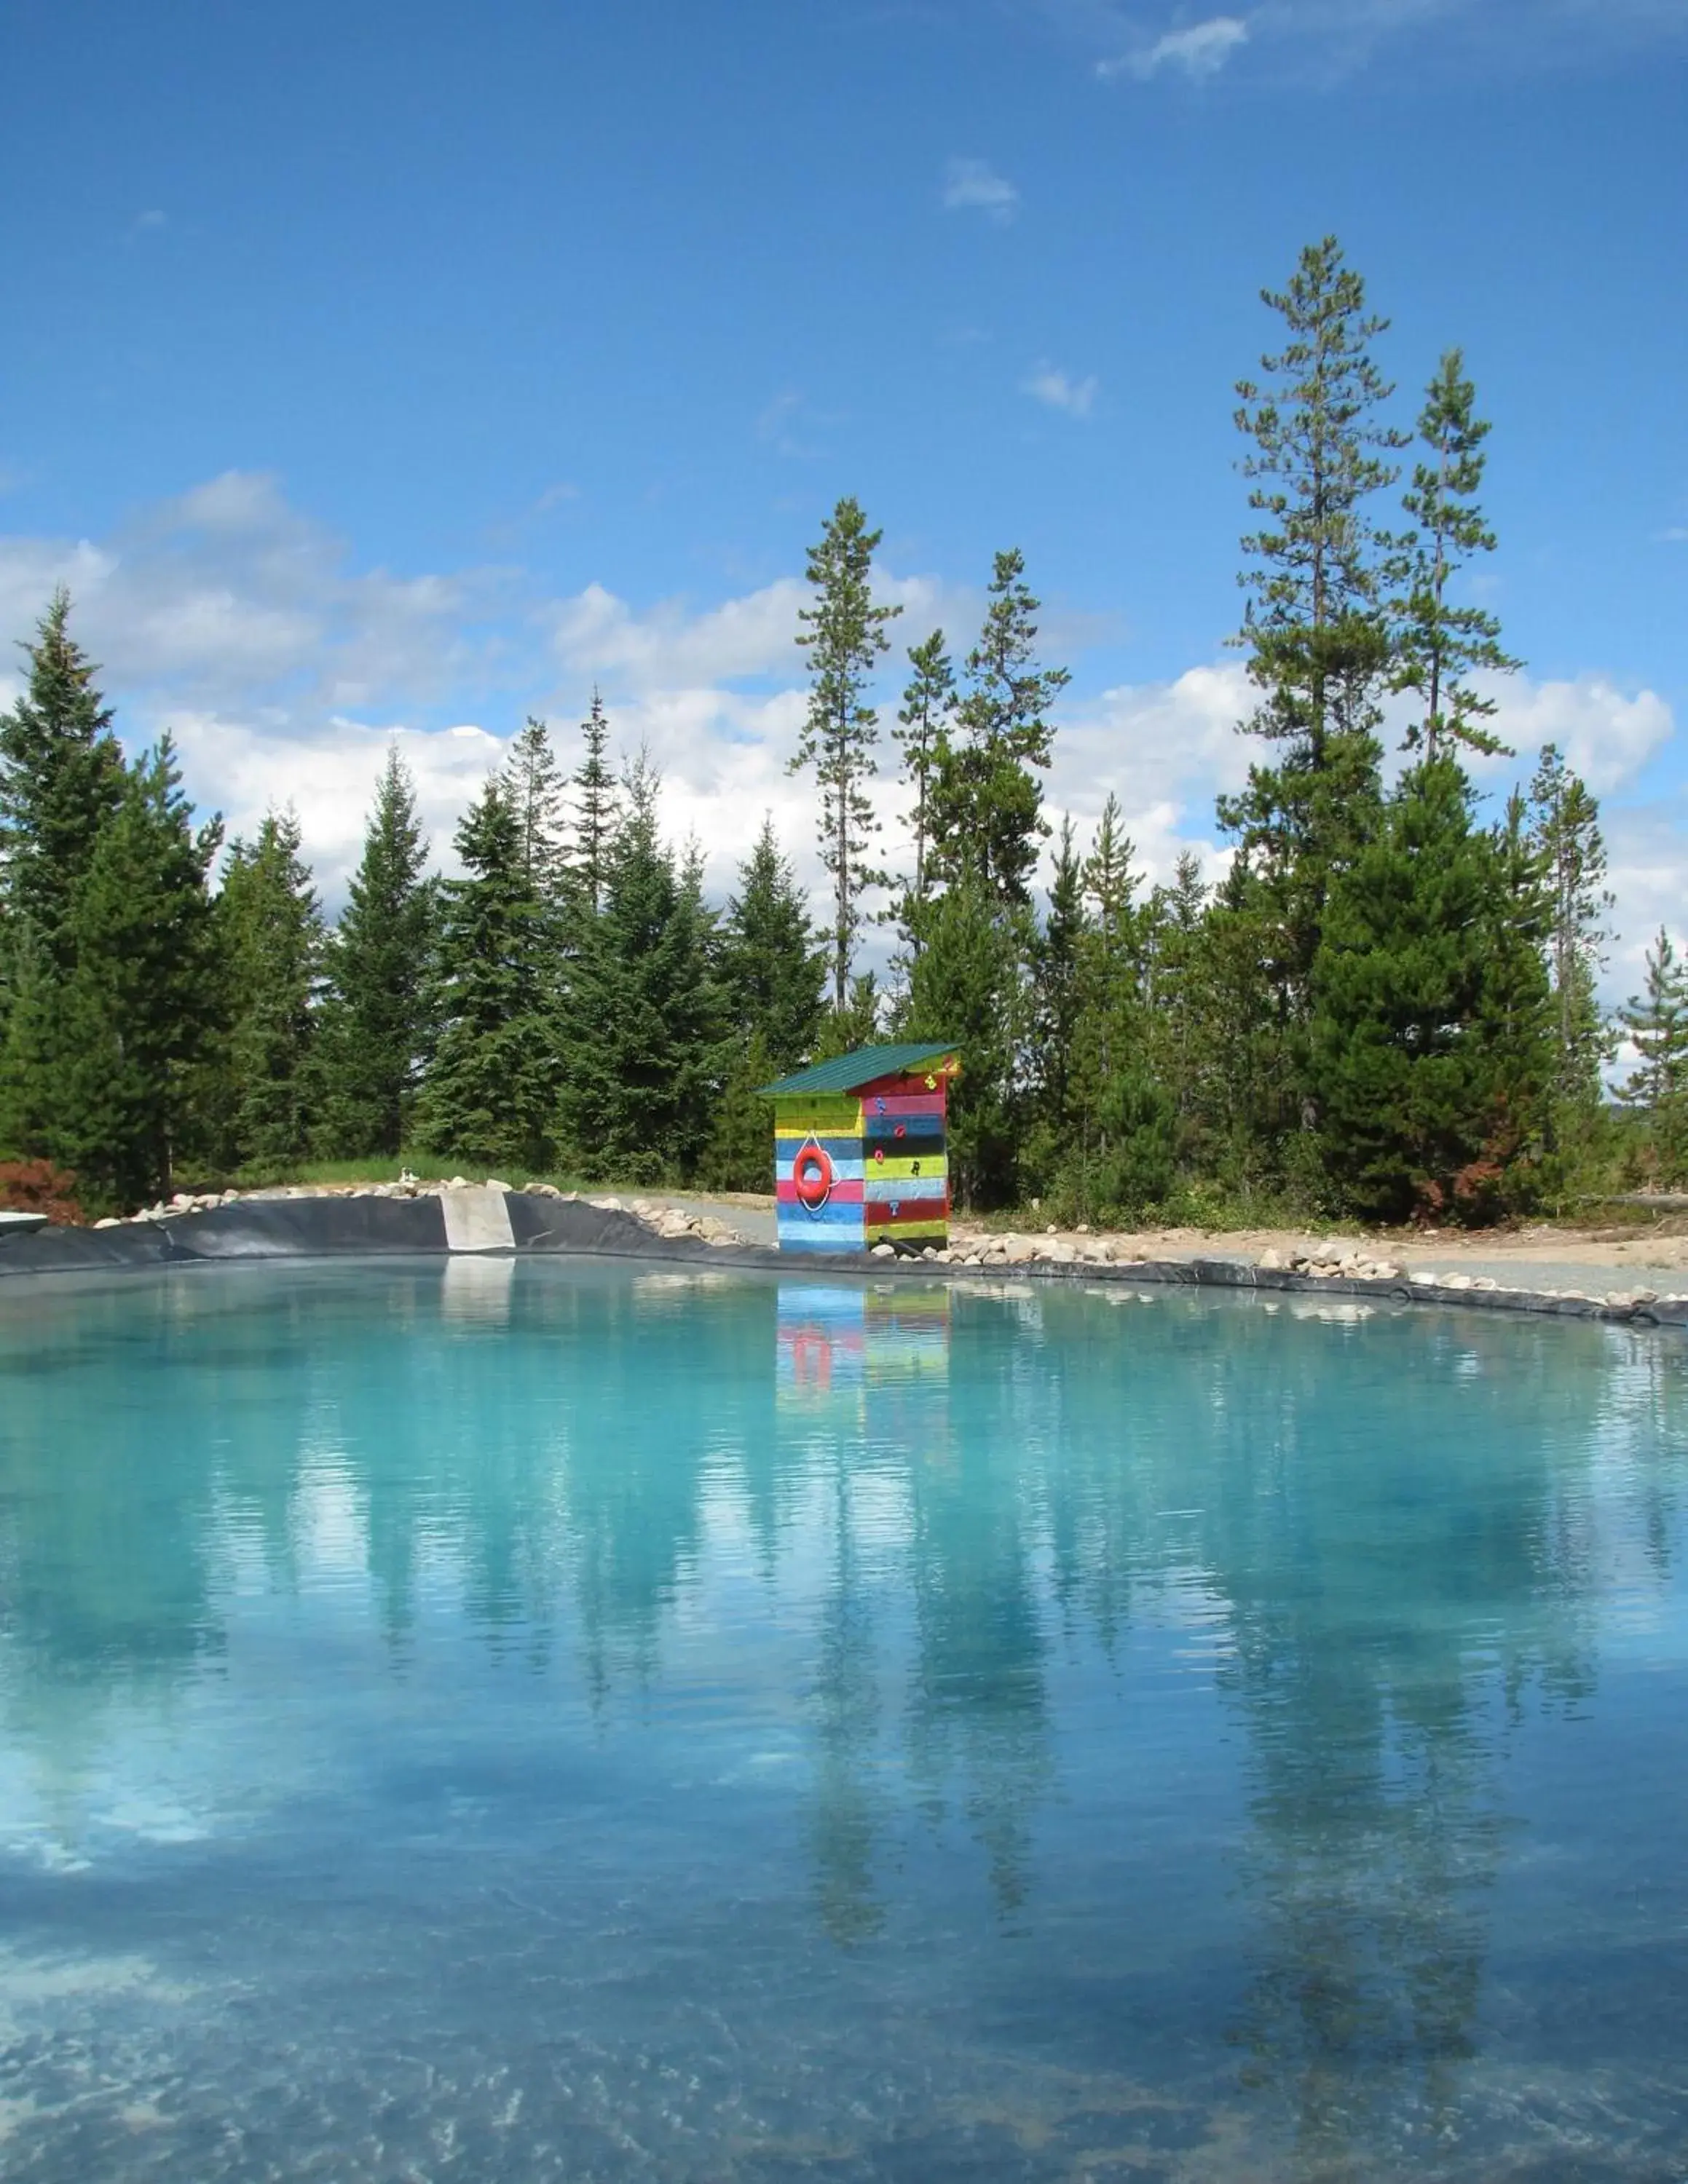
757, 1042, 957, 1099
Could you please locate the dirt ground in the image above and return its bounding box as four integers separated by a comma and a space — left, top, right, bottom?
660, 1190, 1688, 1291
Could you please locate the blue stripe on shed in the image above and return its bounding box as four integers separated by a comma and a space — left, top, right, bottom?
862, 1174, 948, 1204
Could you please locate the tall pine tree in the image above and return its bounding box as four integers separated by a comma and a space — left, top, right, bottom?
570, 691, 619, 918
1619, 930, 1688, 1183
1394, 349, 1518, 760
790, 497, 901, 1008
1529, 743, 1612, 1126
928, 549, 1069, 909
316, 748, 437, 1158
893, 630, 954, 946
1219, 236, 1404, 1167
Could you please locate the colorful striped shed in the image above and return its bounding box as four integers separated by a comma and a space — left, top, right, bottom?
759, 1043, 959, 1255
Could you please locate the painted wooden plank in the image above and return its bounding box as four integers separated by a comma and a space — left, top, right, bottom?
864, 1195, 950, 1225
778, 1227, 863, 1255
775, 1153, 866, 1184
862, 1115, 945, 1144
864, 1219, 947, 1243
863, 1155, 946, 1186
863, 1174, 948, 1205
776, 1177, 866, 1206
859, 1091, 947, 1121
770, 1095, 861, 1135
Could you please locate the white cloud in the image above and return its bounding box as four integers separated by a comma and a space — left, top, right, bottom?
1108, 14, 1251, 76
942, 158, 1020, 221
1485, 673, 1673, 795
1024, 363, 1100, 418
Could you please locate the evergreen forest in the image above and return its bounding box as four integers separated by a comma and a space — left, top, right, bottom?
2, 238, 1684, 1225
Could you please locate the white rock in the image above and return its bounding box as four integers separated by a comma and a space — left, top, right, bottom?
1258, 1248, 1283, 1271
94, 1216, 121, 1229
1409, 1270, 1441, 1286
871, 1243, 895, 1258
485, 1179, 512, 1194
1002, 1236, 1037, 1265
1045, 1223, 1057, 1235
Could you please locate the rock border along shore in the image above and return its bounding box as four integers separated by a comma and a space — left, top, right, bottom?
0, 1179, 1684, 1332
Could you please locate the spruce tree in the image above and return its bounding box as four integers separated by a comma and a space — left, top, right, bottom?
556, 759, 727, 1182
1529, 743, 1612, 1123
413, 778, 556, 1169
570, 690, 619, 917
316, 748, 437, 1158
502, 716, 570, 902
1312, 757, 1550, 1222
718, 816, 824, 1071
1393, 349, 1518, 760
0, 590, 127, 971
704, 818, 824, 1189
1065, 801, 1173, 1216
790, 496, 901, 1008
47, 739, 223, 1211
1619, 930, 1688, 1182
904, 869, 1025, 1208
1028, 815, 1086, 1175
893, 630, 954, 944
216, 808, 325, 1171
928, 549, 1069, 909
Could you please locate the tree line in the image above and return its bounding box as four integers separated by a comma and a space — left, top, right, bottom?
1, 234, 1682, 1222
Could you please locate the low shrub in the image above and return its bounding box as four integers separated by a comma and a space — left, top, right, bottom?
0, 1158, 87, 1225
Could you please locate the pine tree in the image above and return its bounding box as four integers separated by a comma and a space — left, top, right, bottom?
893, 630, 954, 943
413, 778, 556, 1169
556, 759, 727, 1182
502, 716, 570, 903
570, 690, 619, 918
1312, 757, 1550, 1222
928, 549, 1070, 909
215, 809, 325, 1171
1529, 743, 1612, 1122
1219, 237, 1404, 1163
47, 739, 224, 1211
316, 748, 437, 1158
0, 590, 127, 972
1619, 930, 1688, 1182
1394, 349, 1518, 760
790, 497, 902, 1007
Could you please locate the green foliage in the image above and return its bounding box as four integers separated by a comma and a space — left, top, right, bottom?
315, 747, 438, 1158
790, 496, 901, 1007
556, 759, 727, 1182
928, 549, 1069, 909
503, 715, 570, 903
717, 816, 824, 1073
1312, 758, 1550, 1223
1393, 349, 1518, 759
904, 871, 1026, 1208
216, 807, 324, 1170
413, 777, 557, 1170
1619, 928, 1688, 1183
703, 819, 825, 1189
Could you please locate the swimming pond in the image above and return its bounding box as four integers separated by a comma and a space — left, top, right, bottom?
0, 1257, 1684, 2180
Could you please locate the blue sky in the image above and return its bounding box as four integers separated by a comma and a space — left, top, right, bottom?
1, 0, 1683, 994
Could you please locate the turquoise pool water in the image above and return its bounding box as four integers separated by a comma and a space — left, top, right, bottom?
0, 1259, 1684, 2180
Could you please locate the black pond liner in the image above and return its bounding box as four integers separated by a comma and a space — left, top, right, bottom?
0, 1190, 1684, 1333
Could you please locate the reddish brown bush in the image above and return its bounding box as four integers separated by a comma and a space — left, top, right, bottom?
0, 1159, 87, 1226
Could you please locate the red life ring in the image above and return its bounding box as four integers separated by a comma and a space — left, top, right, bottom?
792, 1140, 835, 1211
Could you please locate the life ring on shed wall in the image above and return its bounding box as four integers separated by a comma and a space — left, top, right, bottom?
792, 1139, 835, 1212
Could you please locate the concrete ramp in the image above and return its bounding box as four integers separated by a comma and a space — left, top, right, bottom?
440, 1186, 516, 1253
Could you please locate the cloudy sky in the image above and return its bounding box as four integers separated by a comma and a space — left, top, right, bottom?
1, 0, 1683, 997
